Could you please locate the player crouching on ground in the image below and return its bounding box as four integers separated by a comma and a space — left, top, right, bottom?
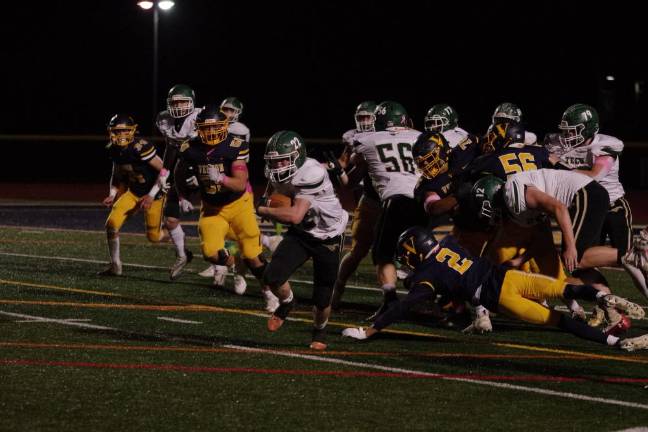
174, 105, 274, 307
257, 131, 348, 350
99, 114, 166, 276
342, 226, 648, 352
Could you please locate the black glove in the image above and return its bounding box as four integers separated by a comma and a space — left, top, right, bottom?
323, 151, 344, 177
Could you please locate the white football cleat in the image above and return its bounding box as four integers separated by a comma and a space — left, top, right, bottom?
619, 334, 648, 352
262, 288, 280, 313
622, 245, 648, 299
341, 327, 368, 340
97, 261, 122, 276
212, 265, 228, 288
169, 249, 193, 281
232, 274, 247, 295
462, 309, 493, 334
198, 265, 215, 278
599, 294, 645, 320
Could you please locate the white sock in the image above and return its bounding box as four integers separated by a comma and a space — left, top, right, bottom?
108, 237, 120, 264
261, 234, 271, 249
607, 335, 620, 346
381, 284, 396, 293
596, 291, 607, 299
475, 305, 489, 316
169, 226, 186, 257
282, 290, 294, 304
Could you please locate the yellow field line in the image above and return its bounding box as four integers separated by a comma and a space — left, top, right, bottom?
0, 279, 125, 298
2, 279, 647, 364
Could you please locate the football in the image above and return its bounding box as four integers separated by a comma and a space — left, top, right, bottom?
268, 193, 292, 208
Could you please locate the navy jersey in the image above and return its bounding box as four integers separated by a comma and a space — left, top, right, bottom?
468, 144, 550, 180
448, 134, 480, 176
408, 235, 505, 311
109, 139, 158, 197
178, 135, 249, 206
414, 172, 453, 204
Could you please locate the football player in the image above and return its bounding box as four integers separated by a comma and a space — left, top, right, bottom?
546, 104, 647, 300
342, 226, 648, 352
99, 114, 165, 276
488, 102, 537, 146
151, 84, 201, 280
257, 131, 348, 350
351, 101, 427, 320
329, 101, 382, 310
174, 105, 272, 306
198, 97, 280, 296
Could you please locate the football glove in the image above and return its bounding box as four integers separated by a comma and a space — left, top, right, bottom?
179, 197, 195, 213
207, 166, 223, 184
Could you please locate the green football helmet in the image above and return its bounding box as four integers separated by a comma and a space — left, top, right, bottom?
107, 114, 138, 147
424, 104, 458, 132
558, 104, 599, 150
374, 101, 410, 131
492, 102, 522, 125
220, 97, 243, 122
167, 84, 196, 118
471, 175, 505, 224
264, 130, 307, 183
355, 101, 377, 132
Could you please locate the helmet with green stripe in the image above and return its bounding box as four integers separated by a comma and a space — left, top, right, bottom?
264, 130, 307, 183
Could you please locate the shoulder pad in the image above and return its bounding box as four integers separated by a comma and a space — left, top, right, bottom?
342, 129, 356, 145
293, 159, 326, 188
593, 134, 623, 155
229, 122, 250, 136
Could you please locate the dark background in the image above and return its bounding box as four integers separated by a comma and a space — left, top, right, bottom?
2, 1, 648, 185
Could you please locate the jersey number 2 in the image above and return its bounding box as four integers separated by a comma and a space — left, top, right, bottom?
435, 248, 473, 274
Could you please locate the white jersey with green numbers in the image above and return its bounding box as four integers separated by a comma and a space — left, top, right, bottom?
273, 158, 348, 240
155, 108, 203, 143
354, 127, 421, 201
504, 168, 592, 226
553, 133, 624, 204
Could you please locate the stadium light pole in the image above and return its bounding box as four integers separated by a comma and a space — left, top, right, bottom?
137, 1, 175, 129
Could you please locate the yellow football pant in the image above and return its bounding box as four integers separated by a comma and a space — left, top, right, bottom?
484, 219, 567, 281
199, 192, 262, 260
497, 270, 566, 326
105, 190, 164, 242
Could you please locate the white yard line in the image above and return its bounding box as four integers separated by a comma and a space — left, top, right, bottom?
157, 317, 202, 325
3, 309, 647, 412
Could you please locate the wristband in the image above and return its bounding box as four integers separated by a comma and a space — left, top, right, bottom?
109, 187, 118, 199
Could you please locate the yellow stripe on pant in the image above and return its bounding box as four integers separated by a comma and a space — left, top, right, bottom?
497, 270, 566, 326
105, 190, 164, 242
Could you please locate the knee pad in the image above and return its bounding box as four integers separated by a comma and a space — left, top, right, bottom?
571, 268, 609, 286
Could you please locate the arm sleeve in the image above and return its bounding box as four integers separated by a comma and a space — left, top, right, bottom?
372, 282, 436, 331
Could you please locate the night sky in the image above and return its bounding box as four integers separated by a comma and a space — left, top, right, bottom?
4, 1, 647, 140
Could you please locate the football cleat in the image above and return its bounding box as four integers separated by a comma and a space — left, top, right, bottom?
267, 299, 294, 332
621, 244, 648, 299
588, 306, 605, 327
212, 265, 228, 288
232, 274, 247, 295
169, 249, 193, 281
599, 294, 645, 320
619, 333, 648, 352
309, 327, 328, 350
262, 289, 280, 313
97, 262, 122, 276
198, 265, 215, 278
462, 310, 493, 334
604, 313, 631, 337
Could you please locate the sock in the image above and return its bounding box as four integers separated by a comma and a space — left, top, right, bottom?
595, 290, 607, 299
475, 305, 489, 316
382, 284, 396, 293
557, 314, 607, 345
108, 237, 120, 264
282, 290, 294, 304
607, 335, 620, 346
169, 226, 186, 257
261, 234, 271, 249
